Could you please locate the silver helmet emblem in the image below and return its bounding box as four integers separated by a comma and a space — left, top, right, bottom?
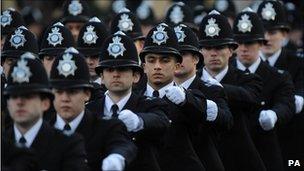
261, 2, 276, 21
57, 53, 77, 77
10, 28, 26, 49
169, 5, 184, 24
11, 59, 32, 83
68, 0, 83, 16
83, 25, 98, 45
205, 17, 221, 37
152, 25, 169, 45
1, 10, 12, 27
107, 36, 126, 58
118, 14, 134, 32
237, 14, 253, 33
47, 27, 64, 47
174, 25, 186, 42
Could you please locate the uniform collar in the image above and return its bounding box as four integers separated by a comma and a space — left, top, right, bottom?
54, 111, 85, 135
145, 82, 174, 98
104, 90, 132, 117
178, 74, 196, 90
202, 66, 228, 82
260, 49, 282, 67
14, 118, 43, 148
236, 57, 261, 73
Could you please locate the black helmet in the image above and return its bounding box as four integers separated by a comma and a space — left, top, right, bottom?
77, 17, 110, 56
1, 8, 25, 36
50, 47, 93, 89
60, 0, 91, 24
2, 26, 39, 59
111, 8, 145, 41
257, 0, 289, 31
233, 7, 266, 44
4, 52, 52, 97
140, 23, 182, 63
136, 1, 156, 26
95, 32, 142, 75
39, 22, 75, 58
198, 10, 238, 49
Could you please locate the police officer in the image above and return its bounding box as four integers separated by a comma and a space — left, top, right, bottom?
3, 52, 88, 171
87, 32, 170, 171
197, 10, 266, 171
173, 23, 232, 171
39, 22, 75, 76
139, 22, 207, 171
61, 0, 91, 41
48, 47, 137, 171
232, 7, 295, 171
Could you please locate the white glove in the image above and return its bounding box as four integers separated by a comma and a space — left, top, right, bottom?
118, 110, 143, 132
102, 153, 125, 171
165, 86, 186, 105
295, 95, 304, 114
206, 100, 218, 121
259, 110, 278, 131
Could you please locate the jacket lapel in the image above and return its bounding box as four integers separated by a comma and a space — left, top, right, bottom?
30, 122, 51, 157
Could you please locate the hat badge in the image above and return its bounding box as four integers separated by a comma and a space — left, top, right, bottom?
136, 1, 150, 20
0, 10, 12, 27
118, 14, 134, 32
261, 2, 276, 21
169, 6, 184, 24
9, 28, 26, 49
47, 27, 64, 47
107, 36, 126, 58
174, 25, 186, 42
152, 25, 169, 45
57, 53, 78, 77
83, 25, 98, 45
11, 59, 32, 83
68, 0, 83, 16
205, 18, 221, 37
237, 14, 253, 33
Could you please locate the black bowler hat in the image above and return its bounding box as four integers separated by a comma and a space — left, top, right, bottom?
77, 17, 110, 57
257, 0, 289, 31
60, 0, 91, 24
2, 26, 39, 59
4, 52, 53, 98
233, 7, 266, 44
1, 8, 25, 36
50, 47, 93, 89
95, 31, 142, 75
39, 22, 75, 58
140, 23, 182, 63
111, 8, 145, 41
173, 24, 203, 67
198, 10, 238, 49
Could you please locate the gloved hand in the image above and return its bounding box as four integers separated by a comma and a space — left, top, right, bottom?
165, 86, 186, 105
102, 153, 125, 171
118, 110, 143, 132
206, 100, 218, 121
295, 95, 304, 114
259, 110, 278, 131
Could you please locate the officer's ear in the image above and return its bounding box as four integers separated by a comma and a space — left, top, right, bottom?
83, 89, 91, 101
142, 63, 148, 74
132, 71, 140, 84
40, 95, 51, 113
100, 72, 104, 82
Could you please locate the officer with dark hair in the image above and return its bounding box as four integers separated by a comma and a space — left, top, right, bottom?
232, 7, 295, 171
173, 23, 232, 171
3, 52, 88, 171
198, 10, 266, 171
87, 32, 170, 171
61, 0, 91, 41
39, 22, 75, 76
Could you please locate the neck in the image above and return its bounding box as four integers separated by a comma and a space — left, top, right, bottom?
16, 117, 40, 135
205, 67, 221, 78
108, 88, 132, 104
148, 79, 173, 91
174, 72, 195, 85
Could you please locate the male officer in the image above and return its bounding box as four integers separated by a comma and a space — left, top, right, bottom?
87, 32, 170, 171
139, 23, 207, 171
173, 23, 232, 171
232, 8, 295, 171
39, 22, 75, 76
3, 52, 88, 171
198, 10, 266, 171
49, 47, 137, 171
61, 0, 91, 41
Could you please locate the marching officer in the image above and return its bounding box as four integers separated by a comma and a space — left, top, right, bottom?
173, 23, 233, 171
232, 7, 295, 171
197, 10, 266, 171
3, 52, 88, 171
139, 22, 207, 171
48, 47, 137, 171
60, 0, 91, 41
86, 32, 170, 171
39, 22, 75, 76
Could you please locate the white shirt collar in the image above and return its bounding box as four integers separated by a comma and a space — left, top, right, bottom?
104, 91, 132, 117
259, 49, 282, 67
145, 82, 174, 98
94, 77, 102, 85
178, 74, 196, 89
236, 57, 261, 73
54, 111, 85, 135
14, 118, 43, 148
202, 66, 229, 82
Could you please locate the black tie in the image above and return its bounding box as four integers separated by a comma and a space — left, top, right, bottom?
111, 104, 119, 118
265, 59, 270, 65
64, 124, 71, 131
152, 90, 160, 97
19, 136, 26, 146
245, 68, 250, 73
